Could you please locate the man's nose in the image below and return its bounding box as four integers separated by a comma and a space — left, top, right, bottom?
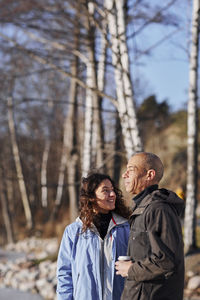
122, 170, 128, 178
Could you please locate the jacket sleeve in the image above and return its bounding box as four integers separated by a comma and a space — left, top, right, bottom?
128, 204, 183, 282
56, 226, 74, 300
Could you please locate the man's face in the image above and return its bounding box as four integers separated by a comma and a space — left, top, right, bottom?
122, 155, 148, 195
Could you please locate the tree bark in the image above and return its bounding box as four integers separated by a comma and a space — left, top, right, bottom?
0, 165, 14, 244
115, 0, 142, 152
41, 139, 50, 207
95, 4, 108, 172
105, 0, 142, 159
184, 0, 200, 254
82, 2, 104, 175
53, 61, 79, 217
7, 96, 33, 229
53, 19, 80, 220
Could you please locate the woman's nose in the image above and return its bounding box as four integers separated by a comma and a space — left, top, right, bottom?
110, 190, 116, 196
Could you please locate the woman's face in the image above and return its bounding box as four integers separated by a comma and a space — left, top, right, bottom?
94, 179, 116, 213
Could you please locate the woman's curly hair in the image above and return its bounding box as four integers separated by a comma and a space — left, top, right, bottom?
79, 173, 131, 232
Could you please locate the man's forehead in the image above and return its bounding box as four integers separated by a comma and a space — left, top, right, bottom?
127, 162, 136, 168
127, 155, 143, 167
127, 160, 137, 169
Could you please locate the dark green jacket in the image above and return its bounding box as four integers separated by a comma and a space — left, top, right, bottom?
121, 188, 185, 300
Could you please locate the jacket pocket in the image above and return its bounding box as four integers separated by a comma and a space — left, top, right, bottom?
122, 280, 142, 300
122, 280, 153, 300
129, 230, 150, 260
132, 230, 148, 245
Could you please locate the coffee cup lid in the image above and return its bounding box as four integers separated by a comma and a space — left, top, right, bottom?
118, 256, 131, 261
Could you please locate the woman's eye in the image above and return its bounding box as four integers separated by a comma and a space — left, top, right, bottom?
103, 189, 114, 194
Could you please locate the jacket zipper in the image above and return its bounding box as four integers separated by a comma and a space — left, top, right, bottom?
74, 273, 80, 298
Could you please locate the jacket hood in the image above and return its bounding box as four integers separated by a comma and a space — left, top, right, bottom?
151, 188, 185, 217
76, 212, 128, 235
76, 212, 127, 224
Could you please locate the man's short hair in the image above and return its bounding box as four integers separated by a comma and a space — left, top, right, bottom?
135, 152, 164, 183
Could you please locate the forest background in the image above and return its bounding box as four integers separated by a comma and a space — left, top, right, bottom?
0, 0, 199, 252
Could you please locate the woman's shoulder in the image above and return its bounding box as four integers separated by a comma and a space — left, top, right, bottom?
64, 218, 82, 235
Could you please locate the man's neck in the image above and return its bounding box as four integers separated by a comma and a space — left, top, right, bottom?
133, 184, 158, 206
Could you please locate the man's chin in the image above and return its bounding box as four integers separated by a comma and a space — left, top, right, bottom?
125, 187, 135, 195
127, 189, 137, 196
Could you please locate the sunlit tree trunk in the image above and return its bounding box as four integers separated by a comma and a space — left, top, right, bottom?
67, 153, 79, 222
0, 189, 14, 244
0, 165, 14, 244
95, 5, 107, 172
91, 62, 104, 171
53, 25, 80, 221
7, 96, 33, 229
97, 12, 107, 95
66, 56, 79, 222
115, 0, 142, 152
113, 113, 123, 183
53, 62, 79, 219
82, 65, 93, 176
184, 0, 200, 254
105, 0, 142, 159
82, 2, 104, 175
41, 139, 50, 207
88, 2, 104, 172
41, 94, 56, 209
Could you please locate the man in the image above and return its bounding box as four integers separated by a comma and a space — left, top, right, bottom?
115, 152, 185, 300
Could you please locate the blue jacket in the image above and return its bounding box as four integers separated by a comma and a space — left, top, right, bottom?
56, 212, 130, 300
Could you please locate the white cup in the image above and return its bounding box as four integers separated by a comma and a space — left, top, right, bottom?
118, 256, 131, 261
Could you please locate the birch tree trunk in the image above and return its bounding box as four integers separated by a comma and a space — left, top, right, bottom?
52, 36, 80, 220
53, 60, 79, 218
82, 2, 104, 175
105, 0, 142, 159
0, 188, 14, 244
184, 0, 200, 254
0, 165, 14, 244
115, 0, 142, 152
41, 139, 50, 207
97, 13, 107, 94
7, 96, 33, 229
113, 114, 123, 183
66, 57, 79, 222
67, 152, 79, 222
82, 56, 94, 177
95, 7, 107, 172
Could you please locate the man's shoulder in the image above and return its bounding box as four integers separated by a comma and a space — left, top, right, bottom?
144, 188, 184, 217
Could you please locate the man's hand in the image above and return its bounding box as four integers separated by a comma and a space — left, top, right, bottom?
115, 260, 133, 277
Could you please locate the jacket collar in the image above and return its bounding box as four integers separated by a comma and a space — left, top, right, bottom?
104, 212, 128, 235
133, 184, 158, 206
76, 212, 128, 235
132, 194, 153, 216
111, 212, 128, 225
131, 186, 158, 216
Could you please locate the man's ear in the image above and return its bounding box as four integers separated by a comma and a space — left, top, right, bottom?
146, 169, 156, 181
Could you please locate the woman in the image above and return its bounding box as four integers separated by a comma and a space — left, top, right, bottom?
56, 173, 131, 300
